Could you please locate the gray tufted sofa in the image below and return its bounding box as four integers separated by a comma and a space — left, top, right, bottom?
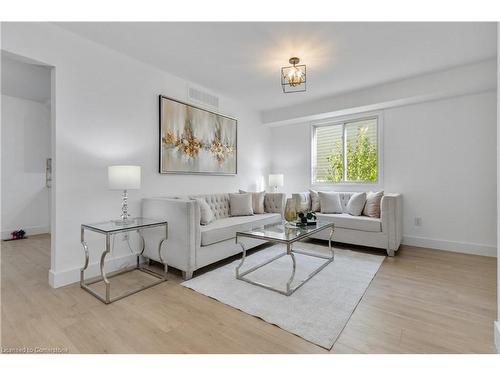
142, 193, 285, 279
293, 191, 402, 256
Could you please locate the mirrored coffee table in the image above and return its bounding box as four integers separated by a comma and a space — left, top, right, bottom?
235, 222, 334, 296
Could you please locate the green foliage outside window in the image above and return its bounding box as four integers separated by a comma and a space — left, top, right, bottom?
326, 126, 377, 182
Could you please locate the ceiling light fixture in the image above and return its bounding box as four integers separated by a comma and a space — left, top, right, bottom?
281, 57, 306, 93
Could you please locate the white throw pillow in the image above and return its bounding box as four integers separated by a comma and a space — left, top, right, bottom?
239, 190, 265, 214
194, 198, 215, 225
363, 191, 384, 218
346, 192, 367, 216
318, 191, 342, 214
229, 193, 254, 216
309, 189, 321, 212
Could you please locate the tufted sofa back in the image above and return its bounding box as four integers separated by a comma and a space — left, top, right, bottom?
187, 192, 286, 220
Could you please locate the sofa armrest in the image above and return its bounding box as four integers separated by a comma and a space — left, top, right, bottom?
380, 193, 403, 252
141, 197, 200, 273
264, 193, 286, 217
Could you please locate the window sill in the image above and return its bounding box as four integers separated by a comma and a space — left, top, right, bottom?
311, 181, 383, 191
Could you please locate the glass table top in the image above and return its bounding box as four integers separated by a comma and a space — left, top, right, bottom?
82, 217, 167, 233
237, 222, 334, 243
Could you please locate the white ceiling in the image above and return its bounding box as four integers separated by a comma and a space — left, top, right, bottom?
55, 22, 497, 112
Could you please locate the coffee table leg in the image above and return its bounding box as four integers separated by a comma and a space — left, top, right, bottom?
286, 243, 297, 295
235, 236, 247, 278
329, 226, 334, 259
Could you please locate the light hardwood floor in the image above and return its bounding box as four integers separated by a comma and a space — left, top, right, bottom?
1, 234, 497, 353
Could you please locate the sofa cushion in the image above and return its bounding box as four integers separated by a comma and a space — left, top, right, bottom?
363, 191, 384, 218
346, 192, 367, 216
316, 213, 381, 232
239, 190, 265, 214
318, 191, 342, 214
200, 213, 282, 246
229, 193, 253, 216
194, 198, 215, 225
309, 189, 321, 212
189, 194, 230, 220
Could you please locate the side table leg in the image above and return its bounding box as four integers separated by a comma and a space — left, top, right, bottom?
100, 234, 111, 303
158, 238, 168, 280
137, 229, 146, 268
80, 226, 89, 286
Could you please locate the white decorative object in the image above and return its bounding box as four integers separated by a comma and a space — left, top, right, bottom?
268, 174, 284, 192
182, 242, 384, 349
108, 165, 141, 223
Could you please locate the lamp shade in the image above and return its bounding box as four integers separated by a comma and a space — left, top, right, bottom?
268, 174, 284, 187
108, 166, 141, 190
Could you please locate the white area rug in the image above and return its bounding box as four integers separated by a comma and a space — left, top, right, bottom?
182, 242, 385, 349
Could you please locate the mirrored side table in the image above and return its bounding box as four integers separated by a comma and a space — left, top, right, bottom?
80, 217, 168, 304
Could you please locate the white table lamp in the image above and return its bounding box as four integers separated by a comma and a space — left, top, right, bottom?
108, 165, 141, 223
268, 174, 284, 192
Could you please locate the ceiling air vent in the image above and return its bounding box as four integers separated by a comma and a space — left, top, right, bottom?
187, 86, 219, 109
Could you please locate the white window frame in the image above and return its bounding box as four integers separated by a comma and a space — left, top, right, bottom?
311, 111, 384, 188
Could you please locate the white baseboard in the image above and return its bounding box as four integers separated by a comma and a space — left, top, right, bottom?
402, 235, 496, 257
495, 321, 500, 353
49, 253, 140, 288
2, 225, 50, 240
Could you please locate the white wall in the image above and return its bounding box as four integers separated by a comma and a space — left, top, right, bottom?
270, 91, 497, 256
495, 23, 500, 353
1, 22, 271, 287
1, 54, 51, 103
1, 94, 51, 238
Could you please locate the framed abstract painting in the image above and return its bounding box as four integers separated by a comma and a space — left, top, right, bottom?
159, 95, 237, 175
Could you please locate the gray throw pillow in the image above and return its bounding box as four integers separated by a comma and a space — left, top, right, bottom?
309, 189, 321, 212
239, 190, 265, 214
363, 191, 384, 218
194, 198, 215, 225
318, 191, 342, 214
229, 193, 254, 216
346, 192, 367, 216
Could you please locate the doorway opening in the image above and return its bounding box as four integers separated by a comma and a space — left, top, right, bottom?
1, 51, 55, 281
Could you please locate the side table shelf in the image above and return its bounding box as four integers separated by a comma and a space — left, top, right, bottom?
80, 217, 168, 304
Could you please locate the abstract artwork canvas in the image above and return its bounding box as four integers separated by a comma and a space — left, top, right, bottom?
159, 95, 237, 175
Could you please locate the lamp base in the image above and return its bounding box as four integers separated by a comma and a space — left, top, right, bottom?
112, 189, 134, 225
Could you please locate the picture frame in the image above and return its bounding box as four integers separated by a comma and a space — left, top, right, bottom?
159, 95, 237, 175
